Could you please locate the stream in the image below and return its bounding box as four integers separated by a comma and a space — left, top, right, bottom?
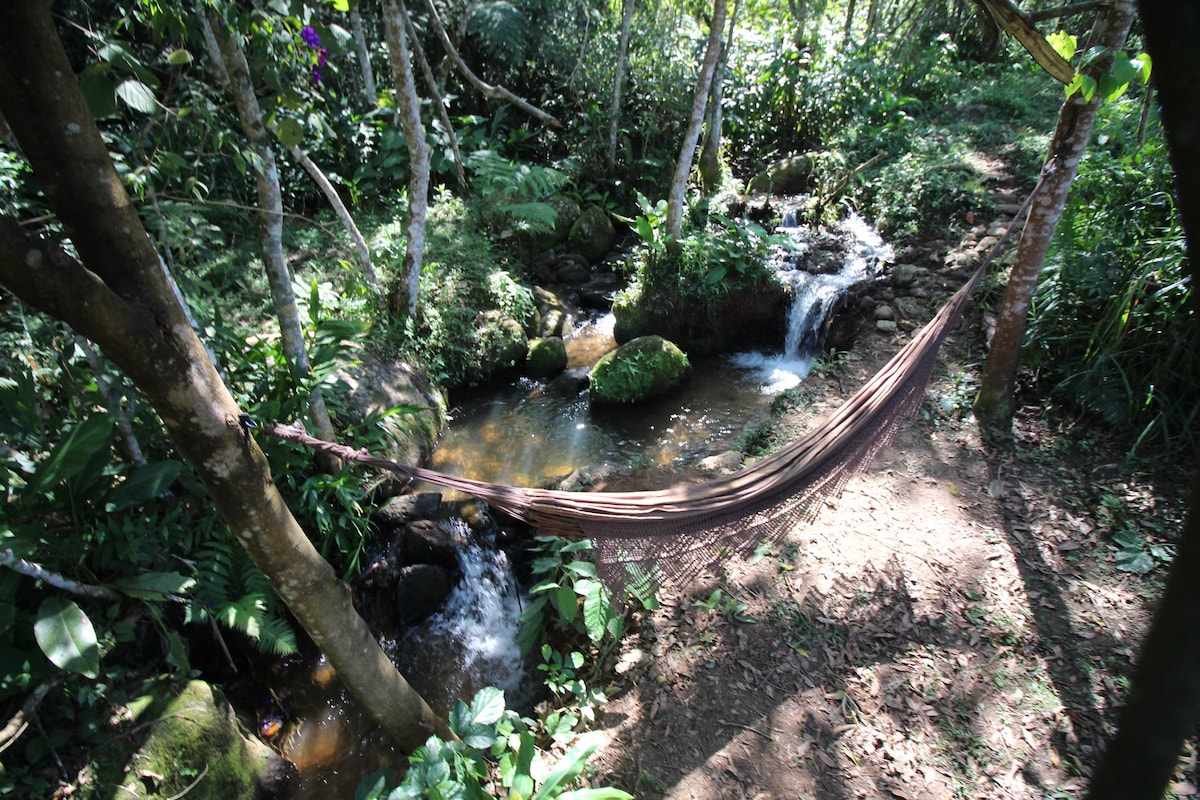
273, 209, 892, 797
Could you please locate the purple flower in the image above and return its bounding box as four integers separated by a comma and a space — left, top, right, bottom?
300, 26, 320, 48
317, 47, 329, 68
310, 64, 323, 84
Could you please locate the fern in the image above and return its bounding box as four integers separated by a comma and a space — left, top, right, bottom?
185, 535, 298, 656
467, 149, 569, 202
467, 1, 529, 68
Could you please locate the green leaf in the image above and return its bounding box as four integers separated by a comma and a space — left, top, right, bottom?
1046, 31, 1077, 63
34, 597, 100, 678
563, 561, 597, 579
111, 571, 196, 600
78, 70, 118, 119
166, 49, 194, 65
116, 79, 157, 113
275, 117, 305, 149
331, 0, 351, 10
557, 789, 634, 800
533, 732, 605, 799
106, 460, 182, 512
25, 415, 115, 497
508, 730, 536, 798
1115, 548, 1154, 574
704, 265, 728, 285
582, 583, 609, 643
466, 686, 506, 726
635, 216, 656, 247
555, 581, 577, 623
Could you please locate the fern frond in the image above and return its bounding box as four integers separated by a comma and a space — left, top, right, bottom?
467, 1, 528, 67
503, 201, 559, 234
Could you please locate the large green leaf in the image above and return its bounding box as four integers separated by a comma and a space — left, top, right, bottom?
116, 79, 157, 113
34, 597, 100, 678
25, 414, 115, 497
105, 460, 182, 512
533, 732, 606, 800
111, 571, 195, 600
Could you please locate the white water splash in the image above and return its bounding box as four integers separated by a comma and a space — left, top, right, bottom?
732, 212, 892, 394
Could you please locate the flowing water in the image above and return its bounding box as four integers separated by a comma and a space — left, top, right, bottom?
273, 210, 892, 796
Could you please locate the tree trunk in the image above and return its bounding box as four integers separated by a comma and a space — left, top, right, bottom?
973, 0, 1135, 430
283, 139, 380, 293
606, 0, 636, 173
698, 0, 739, 194
0, 0, 448, 752
382, 0, 432, 320
1084, 2, 1200, 797
350, 3, 379, 107
201, 9, 339, 448
665, 0, 728, 245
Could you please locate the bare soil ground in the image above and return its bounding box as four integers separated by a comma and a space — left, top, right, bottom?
584, 207, 1195, 798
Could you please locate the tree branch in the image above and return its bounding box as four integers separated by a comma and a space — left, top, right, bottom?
416, 0, 563, 128
0, 550, 120, 601
975, 0, 1076, 84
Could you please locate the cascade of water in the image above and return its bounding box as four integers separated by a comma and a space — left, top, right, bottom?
732, 211, 892, 393
384, 520, 532, 715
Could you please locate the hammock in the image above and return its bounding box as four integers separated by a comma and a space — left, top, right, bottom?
263, 167, 1048, 601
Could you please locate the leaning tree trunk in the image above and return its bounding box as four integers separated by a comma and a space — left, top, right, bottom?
606, 0, 636, 173
1084, 2, 1200, 797
382, 0, 432, 320
698, 0, 739, 194
0, 0, 448, 752
664, 0, 728, 245
973, 0, 1135, 430
202, 9, 338, 446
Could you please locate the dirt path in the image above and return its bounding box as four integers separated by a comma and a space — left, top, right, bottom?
586, 194, 1193, 798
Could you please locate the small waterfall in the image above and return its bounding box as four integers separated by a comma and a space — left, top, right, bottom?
384, 520, 532, 715
732, 211, 892, 393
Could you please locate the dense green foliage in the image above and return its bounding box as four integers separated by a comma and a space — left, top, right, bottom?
0, 0, 1193, 795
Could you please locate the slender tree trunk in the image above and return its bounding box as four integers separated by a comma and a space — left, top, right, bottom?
201, 9, 338, 447
0, 0, 449, 751
350, 2, 379, 107
698, 0, 739, 194
283, 139, 380, 293
382, 0, 431, 319
606, 0, 636, 173
665, 0, 728, 245
1084, 2, 1200, 797
843, 0, 858, 44
973, 0, 1135, 430
403, 5, 466, 187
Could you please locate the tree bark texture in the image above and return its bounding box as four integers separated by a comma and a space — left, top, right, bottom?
0, 0, 449, 751
665, 0, 728, 243
698, 0, 739, 194
973, 0, 1135, 429
606, 0, 636, 173
383, 0, 432, 320
1084, 2, 1200, 797
202, 9, 338, 445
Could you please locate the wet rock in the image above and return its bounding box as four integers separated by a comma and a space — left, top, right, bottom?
555, 255, 591, 285
547, 366, 591, 396
403, 519, 470, 569
556, 464, 617, 492
534, 285, 575, 337
527, 336, 568, 378
747, 152, 817, 195
393, 564, 453, 624
476, 310, 528, 379
455, 500, 493, 534
373, 492, 443, 532
567, 205, 615, 264
891, 263, 921, 288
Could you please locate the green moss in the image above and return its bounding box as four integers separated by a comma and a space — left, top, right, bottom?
589, 336, 691, 404
527, 336, 568, 378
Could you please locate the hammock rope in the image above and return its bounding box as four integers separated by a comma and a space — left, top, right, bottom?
262, 162, 1052, 600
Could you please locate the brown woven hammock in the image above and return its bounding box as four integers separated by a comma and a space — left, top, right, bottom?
263, 169, 1047, 600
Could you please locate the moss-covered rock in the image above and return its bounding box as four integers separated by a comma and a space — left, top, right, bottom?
747, 152, 816, 195
589, 336, 691, 404
341, 356, 447, 469
476, 310, 528, 379
527, 336, 568, 378
567, 205, 615, 264
90, 680, 284, 800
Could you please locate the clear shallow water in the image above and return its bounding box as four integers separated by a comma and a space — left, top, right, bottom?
429, 211, 893, 488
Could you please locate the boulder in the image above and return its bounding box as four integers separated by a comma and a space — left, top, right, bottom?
547, 366, 591, 396
403, 518, 470, 569
567, 205, 615, 264
534, 285, 575, 337
339, 356, 446, 474
747, 153, 817, 195
105, 680, 287, 800
527, 336, 568, 378
476, 310, 528, 379
372, 492, 443, 532
589, 336, 691, 404
392, 564, 454, 625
